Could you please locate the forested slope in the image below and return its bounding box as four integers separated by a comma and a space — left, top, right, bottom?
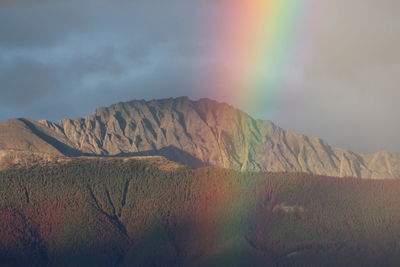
1, 159, 400, 266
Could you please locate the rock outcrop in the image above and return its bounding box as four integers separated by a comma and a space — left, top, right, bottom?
1, 97, 399, 178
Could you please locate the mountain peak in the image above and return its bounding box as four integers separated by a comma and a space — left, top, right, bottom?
0, 97, 399, 178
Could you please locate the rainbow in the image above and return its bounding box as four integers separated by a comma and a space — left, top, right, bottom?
193, 3, 312, 261
177, 3, 315, 262
206, 0, 310, 117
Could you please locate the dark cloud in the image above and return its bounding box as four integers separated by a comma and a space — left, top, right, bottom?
0, 58, 58, 107
0, 0, 399, 153
0, 1, 87, 48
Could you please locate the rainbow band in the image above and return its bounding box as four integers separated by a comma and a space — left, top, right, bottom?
208, 1, 307, 117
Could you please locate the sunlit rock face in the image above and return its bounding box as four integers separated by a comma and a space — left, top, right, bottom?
1, 97, 400, 178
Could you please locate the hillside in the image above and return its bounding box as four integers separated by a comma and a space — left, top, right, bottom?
1, 159, 400, 266
1, 97, 400, 178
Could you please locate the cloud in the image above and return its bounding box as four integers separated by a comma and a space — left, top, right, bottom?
0, 1, 88, 48
269, 0, 400, 153
0, 0, 399, 153
0, 58, 58, 107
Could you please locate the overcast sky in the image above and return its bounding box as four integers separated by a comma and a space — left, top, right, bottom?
0, 0, 399, 153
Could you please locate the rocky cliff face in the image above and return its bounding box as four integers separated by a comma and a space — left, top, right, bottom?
1, 97, 399, 178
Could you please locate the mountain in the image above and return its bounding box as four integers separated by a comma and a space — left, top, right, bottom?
1, 96, 400, 178
2, 159, 400, 266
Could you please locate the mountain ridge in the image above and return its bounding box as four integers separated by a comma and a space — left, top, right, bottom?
1, 96, 399, 178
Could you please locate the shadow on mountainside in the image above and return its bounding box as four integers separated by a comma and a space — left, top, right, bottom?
116, 145, 209, 169
19, 118, 82, 157
5, 121, 210, 168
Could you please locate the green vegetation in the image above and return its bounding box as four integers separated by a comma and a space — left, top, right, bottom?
1, 159, 400, 266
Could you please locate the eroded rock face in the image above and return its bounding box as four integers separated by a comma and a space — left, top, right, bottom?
2, 97, 400, 178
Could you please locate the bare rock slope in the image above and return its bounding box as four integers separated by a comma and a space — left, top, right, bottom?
1, 97, 399, 178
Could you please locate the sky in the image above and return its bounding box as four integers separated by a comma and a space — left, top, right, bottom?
0, 0, 399, 154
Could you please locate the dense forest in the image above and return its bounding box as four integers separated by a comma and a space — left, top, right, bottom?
1, 159, 400, 266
